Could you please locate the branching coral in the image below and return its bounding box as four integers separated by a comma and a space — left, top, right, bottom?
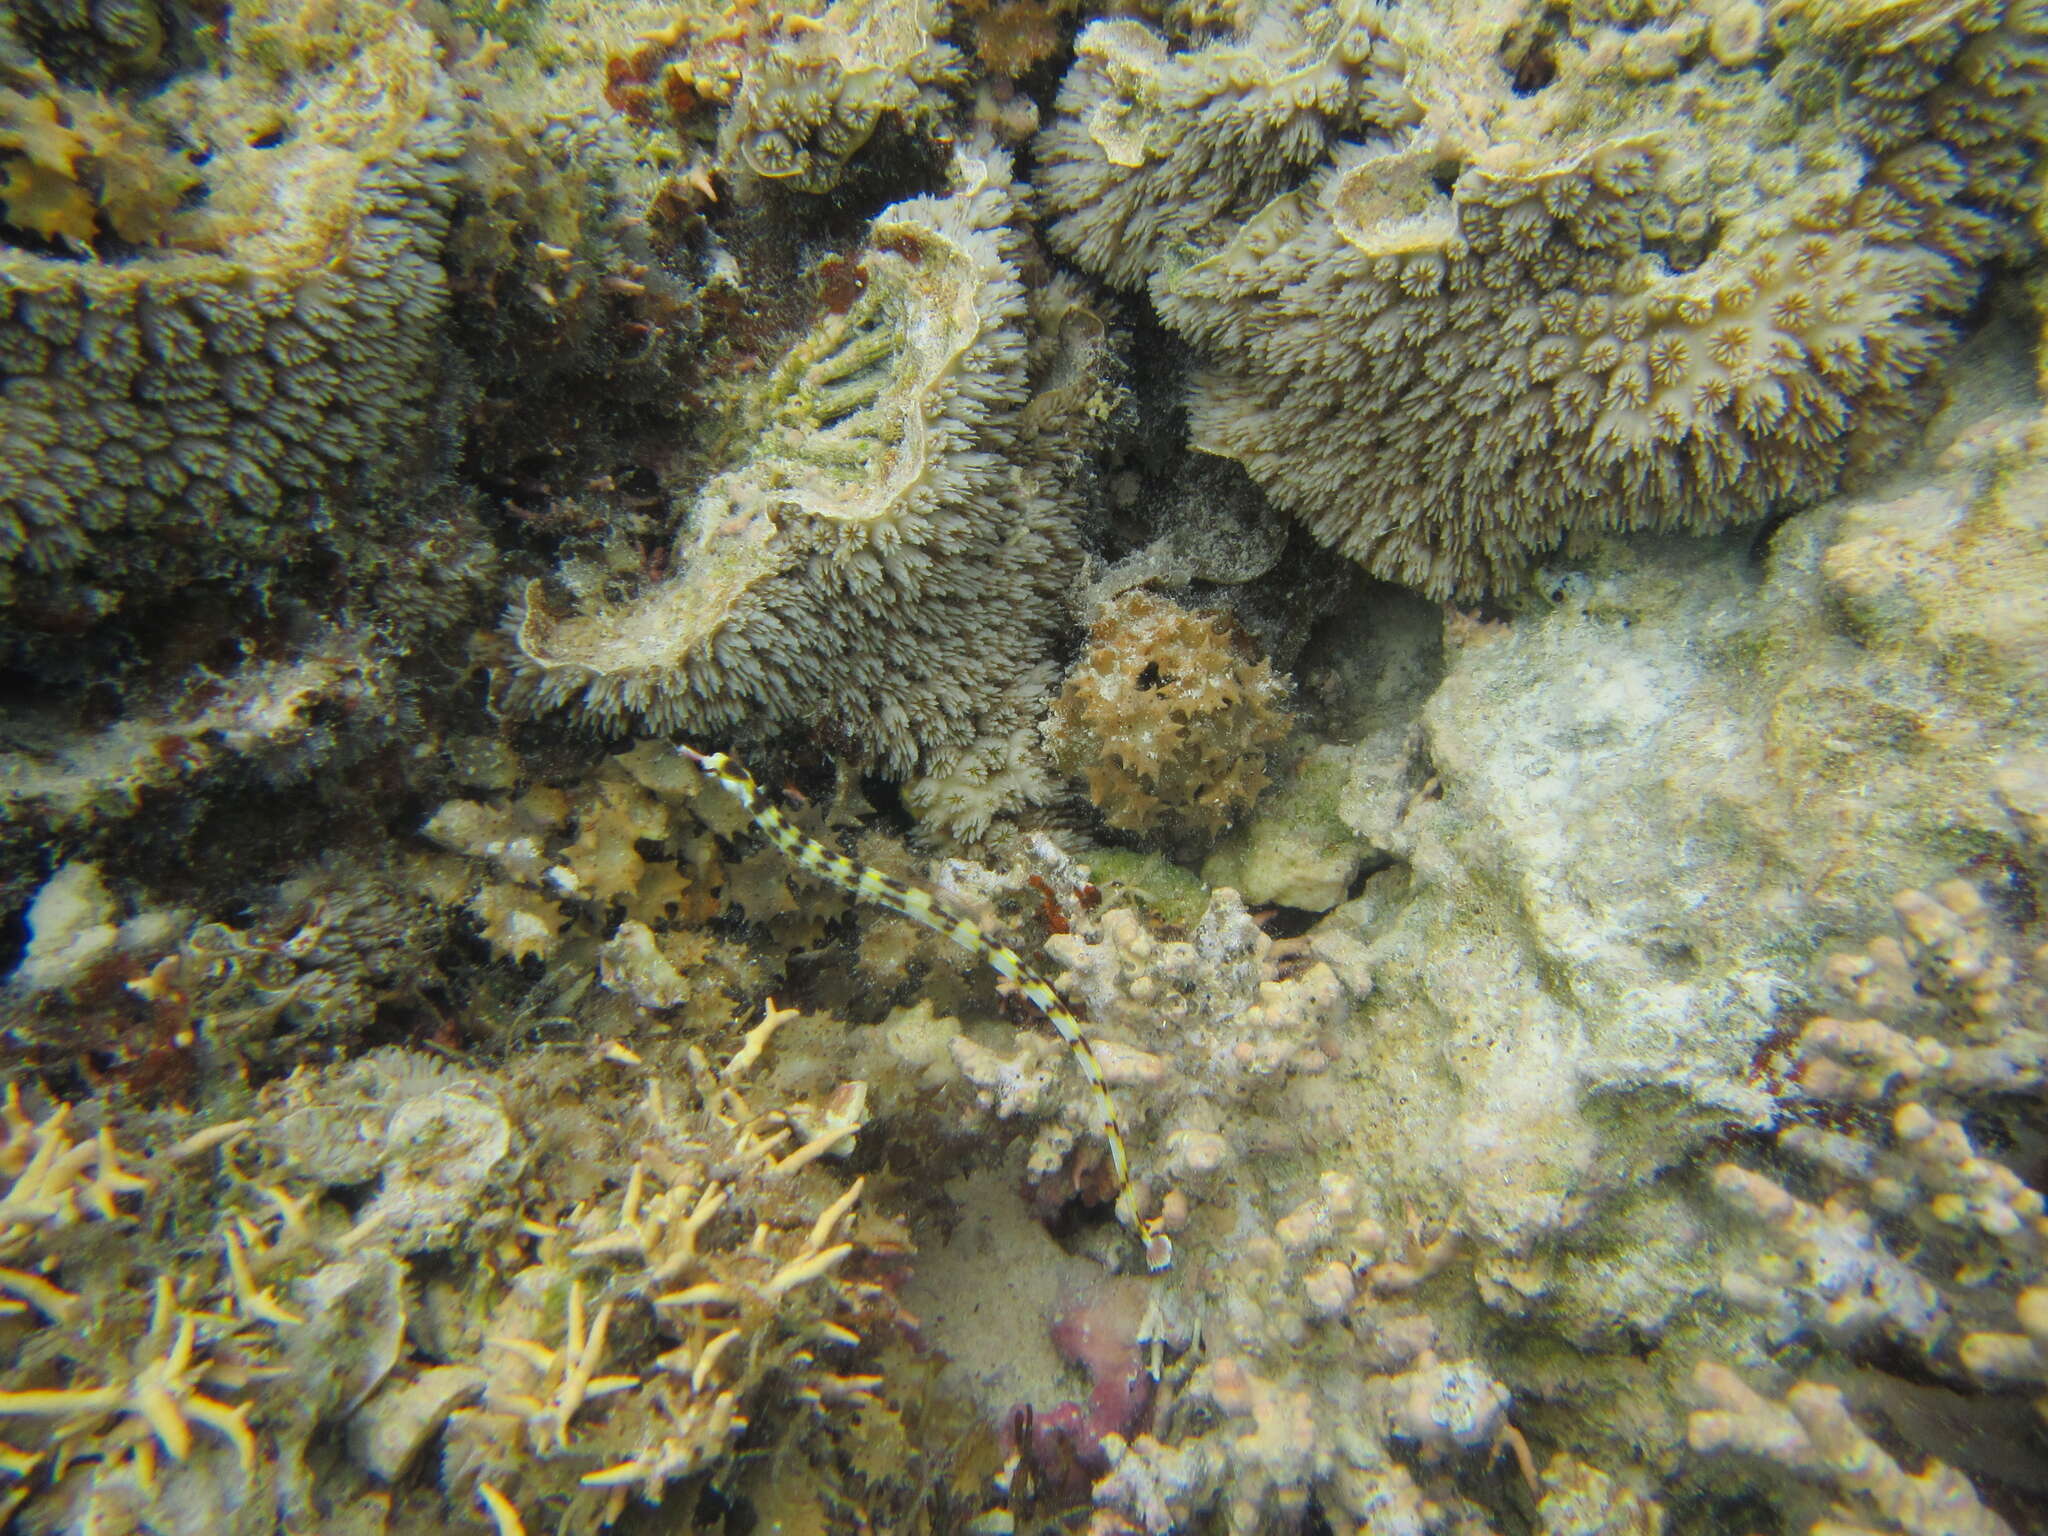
1675, 851, 2047, 1532
1711, 870, 2046, 1385
1090, 1323, 1519, 1535
0, 1091, 326, 1530
0, 1278, 262, 1493
439, 1043, 908, 1530
0, 1002, 910, 1535
1043, 0, 2048, 596
1047, 588, 1293, 837
0, 1085, 149, 1323
0, 0, 461, 623
505, 144, 1107, 775
1689, 1365, 2016, 1536
3, 1, 2044, 1533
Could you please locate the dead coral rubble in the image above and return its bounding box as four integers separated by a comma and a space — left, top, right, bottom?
1043, 0, 2048, 597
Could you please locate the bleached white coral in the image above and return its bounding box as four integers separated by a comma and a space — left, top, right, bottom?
1045, 886, 1342, 1090
1710, 863, 2047, 1472
1710, 1162, 1949, 1349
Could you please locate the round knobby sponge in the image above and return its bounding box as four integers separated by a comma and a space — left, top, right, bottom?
1049, 589, 1293, 837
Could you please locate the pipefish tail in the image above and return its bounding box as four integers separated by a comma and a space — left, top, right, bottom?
678, 745, 1173, 1272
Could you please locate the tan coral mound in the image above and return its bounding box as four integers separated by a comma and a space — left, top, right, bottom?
1042, 0, 2048, 597
0, 0, 460, 617
1048, 589, 1292, 836
1036, 0, 1415, 289
505, 145, 1110, 775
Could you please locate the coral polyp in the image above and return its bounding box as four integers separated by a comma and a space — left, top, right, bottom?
1043, 0, 2048, 596
505, 144, 1101, 775
0, 0, 461, 623
1049, 588, 1294, 837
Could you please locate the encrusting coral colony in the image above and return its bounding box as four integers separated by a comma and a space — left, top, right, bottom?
2, 0, 2047, 1528
1042, 0, 2048, 597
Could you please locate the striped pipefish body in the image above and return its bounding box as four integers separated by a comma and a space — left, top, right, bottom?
678, 746, 1172, 1272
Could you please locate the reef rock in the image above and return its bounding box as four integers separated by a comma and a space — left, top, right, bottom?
1304, 434, 2048, 1261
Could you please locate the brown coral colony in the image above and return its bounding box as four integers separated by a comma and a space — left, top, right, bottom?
2, 0, 2047, 1532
